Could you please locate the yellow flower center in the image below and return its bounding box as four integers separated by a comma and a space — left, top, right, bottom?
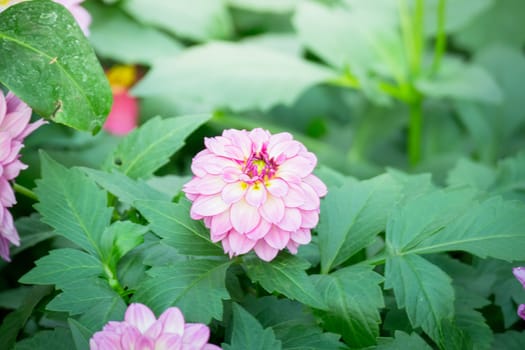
106, 65, 137, 91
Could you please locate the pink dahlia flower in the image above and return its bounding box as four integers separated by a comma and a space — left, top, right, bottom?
0, 91, 45, 262
90, 303, 221, 350
0, 0, 91, 37
513, 267, 525, 320
183, 128, 327, 262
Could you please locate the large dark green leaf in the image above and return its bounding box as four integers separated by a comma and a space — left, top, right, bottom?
14, 328, 75, 350
0, 0, 111, 132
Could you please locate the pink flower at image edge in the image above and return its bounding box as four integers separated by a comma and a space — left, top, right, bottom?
183, 128, 327, 262
90, 303, 221, 350
53, 0, 91, 36
513, 267, 525, 320
0, 91, 45, 262
103, 90, 138, 135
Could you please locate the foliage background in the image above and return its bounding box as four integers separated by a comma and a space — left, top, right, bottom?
1, 0, 525, 349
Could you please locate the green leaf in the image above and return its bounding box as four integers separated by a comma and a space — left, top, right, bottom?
384, 254, 455, 342
0, 286, 53, 350
132, 42, 334, 111
100, 221, 148, 266
19, 248, 103, 287
386, 187, 477, 254
423, 0, 493, 35
447, 158, 496, 191
105, 114, 210, 179
86, 1, 182, 64
14, 328, 75, 350
223, 303, 282, 350
123, 0, 233, 41
132, 259, 231, 323
455, 287, 493, 350
83, 168, 171, 205
0, 0, 112, 132
492, 331, 525, 350
318, 173, 403, 273
11, 214, 55, 257
68, 318, 92, 350
34, 152, 112, 257
312, 265, 384, 347
0, 287, 31, 309
244, 254, 328, 310
403, 197, 525, 261
227, 0, 300, 13
416, 57, 502, 104
134, 199, 223, 256
376, 331, 432, 350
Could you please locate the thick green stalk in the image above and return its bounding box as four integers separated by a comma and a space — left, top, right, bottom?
408, 95, 423, 166
13, 183, 38, 201
431, 0, 447, 73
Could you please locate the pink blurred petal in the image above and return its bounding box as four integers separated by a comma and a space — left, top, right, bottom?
182, 323, 210, 348
124, 303, 157, 333
513, 267, 525, 288
154, 334, 182, 350
291, 229, 311, 245
518, 304, 525, 320
300, 210, 319, 229
103, 90, 138, 135
157, 307, 185, 335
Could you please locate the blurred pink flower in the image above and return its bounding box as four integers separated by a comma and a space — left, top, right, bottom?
0, 91, 45, 262
0, 0, 91, 36
513, 267, 525, 320
103, 65, 139, 135
90, 303, 221, 350
183, 128, 327, 262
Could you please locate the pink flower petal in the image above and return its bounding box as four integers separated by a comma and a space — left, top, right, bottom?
0, 132, 12, 161
259, 195, 284, 224
264, 227, 290, 250
228, 230, 257, 255
154, 334, 182, 350
103, 90, 138, 135
513, 267, 525, 288
230, 199, 260, 233
278, 155, 316, 179
0, 178, 16, 207
286, 240, 299, 254
245, 185, 267, 207
282, 183, 305, 208
265, 178, 288, 197
245, 219, 272, 240
184, 175, 226, 195
223, 129, 252, 158
300, 210, 319, 229
221, 182, 246, 204
303, 174, 328, 197
183, 324, 210, 348
124, 303, 157, 333
210, 210, 233, 238
291, 229, 312, 245
253, 240, 279, 261
0, 209, 19, 245
0, 236, 11, 262
191, 195, 229, 218
518, 304, 525, 320
248, 128, 270, 153
276, 208, 302, 232
156, 306, 185, 335
268, 140, 301, 160
298, 183, 321, 211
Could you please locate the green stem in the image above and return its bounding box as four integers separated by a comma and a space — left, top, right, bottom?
431, 0, 447, 74
104, 264, 127, 298
13, 183, 38, 201
408, 95, 423, 166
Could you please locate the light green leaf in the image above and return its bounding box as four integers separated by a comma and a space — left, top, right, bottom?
318, 173, 403, 273
100, 221, 148, 266
227, 0, 300, 13
86, 1, 182, 64
14, 328, 75, 350
105, 114, 210, 179
447, 158, 496, 191
455, 287, 493, 350
491, 151, 525, 196
11, 214, 55, 257
82, 168, 171, 205
244, 254, 328, 310
416, 57, 502, 104
123, 0, 233, 41
134, 199, 224, 256
223, 303, 282, 350
404, 197, 525, 261
0, 0, 111, 132
376, 331, 432, 350
0, 286, 53, 350
423, 0, 493, 35
385, 254, 455, 342
68, 318, 92, 350
132, 259, 231, 323
312, 265, 384, 347
34, 152, 112, 257
132, 42, 334, 111
386, 187, 477, 253
19, 248, 103, 287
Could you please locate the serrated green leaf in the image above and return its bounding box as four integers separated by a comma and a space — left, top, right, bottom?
492, 331, 525, 350
0, 287, 32, 309
11, 214, 55, 257
105, 114, 210, 179
318, 173, 403, 273
14, 328, 75, 350
123, 0, 233, 42
34, 152, 112, 257
68, 318, 92, 350
244, 254, 328, 310
491, 152, 525, 197
86, 1, 182, 64
276, 326, 344, 350
447, 158, 496, 191
0, 0, 111, 132
223, 303, 282, 350
82, 168, 171, 205
386, 187, 477, 254
132, 42, 334, 112
19, 248, 103, 287
455, 287, 493, 350
404, 197, 525, 261
385, 254, 455, 343
0, 286, 53, 350
134, 199, 223, 256
132, 259, 231, 323
312, 265, 384, 347
376, 331, 432, 350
